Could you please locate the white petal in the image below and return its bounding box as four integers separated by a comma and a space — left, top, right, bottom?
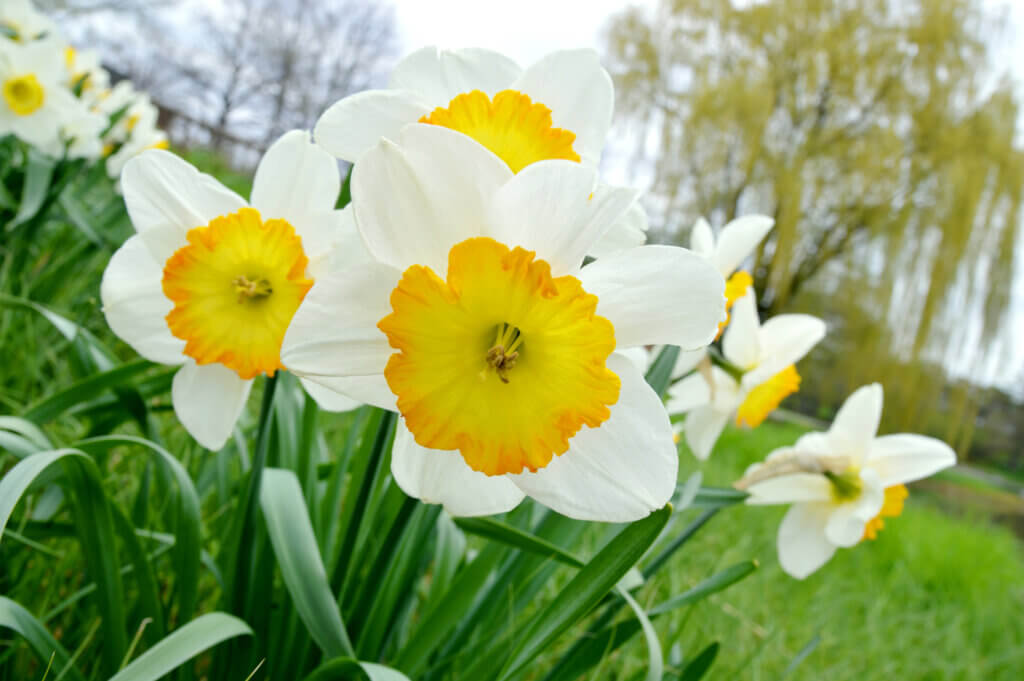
352, 124, 511, 274
509, 354, 676, 521
823, 469, 884, 548
616, 347, 651, 375
579, 245, 725, 349
487, 162, 635, 275
690, 217, 715, 257
304, 206, 374, 280
511, 49, 613, 166
388, 46, 522, 106
251, 129, 340, 220
392, 423, 525, 516
722, 289, 761, 369
299, 377, 361, 413
588, 197, 648, 258
314, 89, 431, 162
683, 405, 730, 460
742, 314, 826, 389
777, 503, 838, 579
671, 347, 706, 379
292, 210, 358, 279
171, 361, 253, 450
713, 215, 773, 277
666, 373, 711, 414
828, 384, 884, 465
121, 150, 247, 263
745, 473, 833, 505
864, 434, 956, 487
299, 374, 396, 412
100, 235, 185, 364
281, 262, 398, 380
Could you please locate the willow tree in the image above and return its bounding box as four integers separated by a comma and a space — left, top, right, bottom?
605, 0, 1024, 450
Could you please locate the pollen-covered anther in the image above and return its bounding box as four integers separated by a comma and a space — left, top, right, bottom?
233, 275, 273, 302
486, 323, 523, 383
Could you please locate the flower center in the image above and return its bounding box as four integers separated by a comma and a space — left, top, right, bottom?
419, 89, 581, 173
863, 484, 908, 540
162, 207, 313, 380
825, 469, 863, 502
378, 237, 620, 476
3, 74, 45, 116
735, 365, 801, 427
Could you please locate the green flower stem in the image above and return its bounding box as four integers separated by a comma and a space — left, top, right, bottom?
707, 346, 745, 382
217, 372, 278, 673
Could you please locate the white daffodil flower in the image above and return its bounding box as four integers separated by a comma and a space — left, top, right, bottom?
315, 46, 645, 255
690, 215, 774, 282
281, 123, 727, 522
0, 0, 58, 42
659, 215, 775, 380
53, 106, 106, 160
106, 115, 169, 180
0, 36, 80, 151
737, 384, 955, 579
101, 130, 365, 450
667, 288, 825, 459
64, 46, 110, 104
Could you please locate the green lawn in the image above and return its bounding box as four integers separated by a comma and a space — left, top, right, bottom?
607, 422, 1024, 680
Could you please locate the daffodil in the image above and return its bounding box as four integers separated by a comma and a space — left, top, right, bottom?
0, 0, 57, 42
64, 46, 110, 102
315, 46, 645, 255
690, 214, 773, 336
281, 124, 726, 521
667, 288, 825, 459
101, 130, 363, 449
106, 114, 169, 179
0, 36, 80, 151
736, 384, 955, 578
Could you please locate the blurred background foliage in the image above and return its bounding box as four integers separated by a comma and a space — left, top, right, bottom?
605, 0, 1024, 468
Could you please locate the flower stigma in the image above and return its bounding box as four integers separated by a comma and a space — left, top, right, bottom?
485, 323, 523, 384
824, 469, 863, 502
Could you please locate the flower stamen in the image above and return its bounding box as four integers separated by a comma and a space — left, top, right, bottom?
233, 275, 273, 302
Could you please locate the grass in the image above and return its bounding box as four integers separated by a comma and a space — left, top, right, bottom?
604, 422, 1024, 680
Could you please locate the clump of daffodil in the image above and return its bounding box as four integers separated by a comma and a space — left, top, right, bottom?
667, 286, 826, 459
0, 0, 57, 42
0, 35, 80, 151
101, 130, 364, 449
315, 45, 647, 258
281, 123, 727, 522
736, 384, 955, 578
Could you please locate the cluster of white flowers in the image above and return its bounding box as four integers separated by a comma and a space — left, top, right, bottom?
0, 0, 166, 177
98, 42, 956, 581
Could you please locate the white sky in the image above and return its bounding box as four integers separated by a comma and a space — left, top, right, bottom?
392, 0, 654, 67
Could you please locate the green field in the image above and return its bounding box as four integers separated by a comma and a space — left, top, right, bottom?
604, 423, 1024, 680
